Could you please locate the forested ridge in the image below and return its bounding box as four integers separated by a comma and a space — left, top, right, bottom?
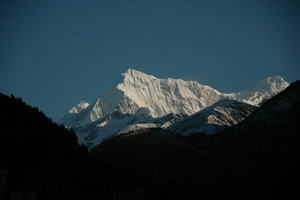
0, 80, 299, 200
0, 94, 151, 200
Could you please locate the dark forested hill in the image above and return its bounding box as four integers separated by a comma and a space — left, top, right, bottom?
92, 80, 300, 200
1, 80, 299, 200
185, 80, 300, 199
0, 94, 151, 200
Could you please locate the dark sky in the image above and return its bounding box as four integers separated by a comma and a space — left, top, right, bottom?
1, 0, 299, 121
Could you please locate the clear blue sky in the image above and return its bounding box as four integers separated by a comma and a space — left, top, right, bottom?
1, 0, 299, 121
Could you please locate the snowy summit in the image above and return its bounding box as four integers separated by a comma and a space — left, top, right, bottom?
59, 69, 289, 148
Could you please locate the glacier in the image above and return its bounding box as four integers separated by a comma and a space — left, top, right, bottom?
59, 69, 289, 148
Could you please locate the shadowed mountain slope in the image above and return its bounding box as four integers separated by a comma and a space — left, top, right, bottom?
92, 80, 300, 200
0, 94, 154, 200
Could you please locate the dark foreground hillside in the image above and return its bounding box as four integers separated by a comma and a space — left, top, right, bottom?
0, 94, 153, 200
92, 80, 300, 200
185, 80, 300, 199
1, 80, 299, 200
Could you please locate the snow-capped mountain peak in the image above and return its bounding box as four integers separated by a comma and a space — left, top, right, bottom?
69, 101, 90, 114
226, 76, 289, 105
168, 99, 257, 135
59, 69, 289, 148
114, 69, 222, 118
121, 68, 157, 82
251, 76, 288, 93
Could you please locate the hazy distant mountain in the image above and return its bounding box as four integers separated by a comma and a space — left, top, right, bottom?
168, 99, 257, 135
59, 69, 289, 147
225, 76, 290, 105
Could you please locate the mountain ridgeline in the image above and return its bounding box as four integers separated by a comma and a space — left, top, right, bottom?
0, 75, 298, 199
168, 99, 257, 135
59, 69, 289, 148
0, 94, 155, 200
92, 80, 300, 199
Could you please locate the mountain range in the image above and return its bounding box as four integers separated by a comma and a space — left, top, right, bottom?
0, 94, 152, 200
59, 69, 289, 148
91, 80, 300, 200
1, 76, 299, 200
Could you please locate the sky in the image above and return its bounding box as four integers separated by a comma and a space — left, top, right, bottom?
1, 0, 299, 121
